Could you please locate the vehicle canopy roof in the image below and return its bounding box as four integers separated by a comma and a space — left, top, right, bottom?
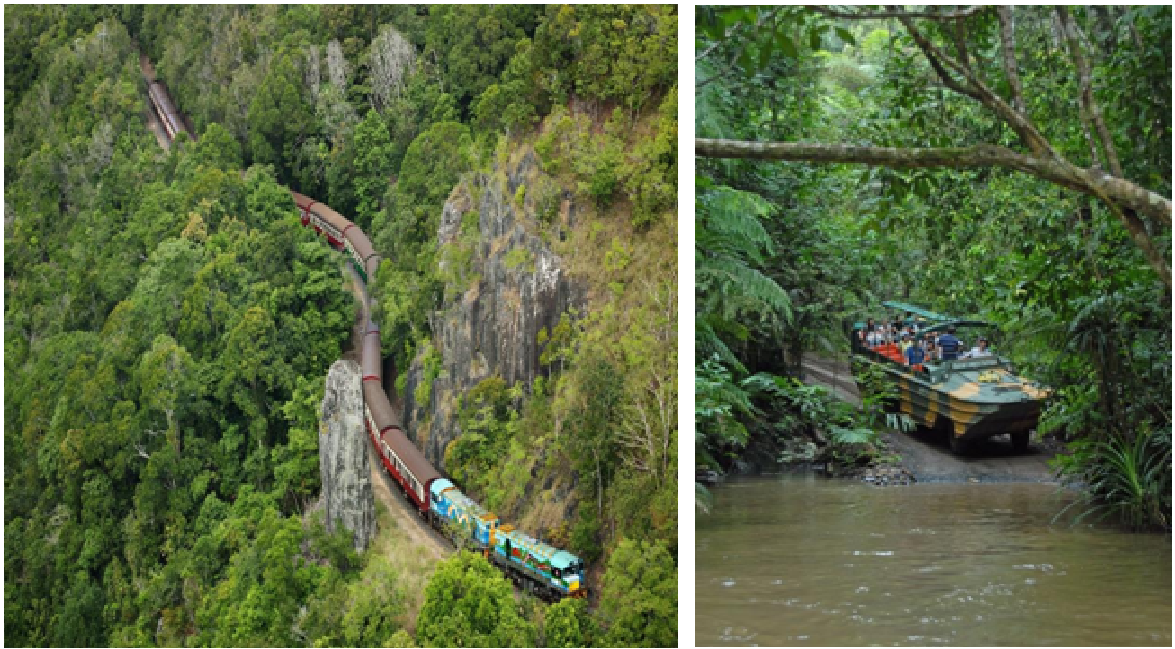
916, 319, 998, 339
852, 301, 953, 330
880, 301, 953, 322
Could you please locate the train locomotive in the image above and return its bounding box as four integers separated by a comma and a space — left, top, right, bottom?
146, 71, 586, 600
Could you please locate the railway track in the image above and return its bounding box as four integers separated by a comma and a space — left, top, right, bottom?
138, 56, 588, 601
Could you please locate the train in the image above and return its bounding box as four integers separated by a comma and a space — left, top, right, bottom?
147, 79, 186, 141
144, 69, 586, 601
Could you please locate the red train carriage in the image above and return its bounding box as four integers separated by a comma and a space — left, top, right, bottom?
362, 379, 440, 510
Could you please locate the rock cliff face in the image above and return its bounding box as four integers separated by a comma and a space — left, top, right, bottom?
318, 359, 375, 552
403, 148, 585, 467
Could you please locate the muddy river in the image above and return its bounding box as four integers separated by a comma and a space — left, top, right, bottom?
697, 475, 1171, 646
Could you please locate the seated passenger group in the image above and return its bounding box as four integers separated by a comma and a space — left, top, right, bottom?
858, 318, 991, 369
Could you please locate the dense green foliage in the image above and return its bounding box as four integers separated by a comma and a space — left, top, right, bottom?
3, 12, 366, 644
7, 4, 677, 646
415, 550, 537, 647
696, 6, 1171, 530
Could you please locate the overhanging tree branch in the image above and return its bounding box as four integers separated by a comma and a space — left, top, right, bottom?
696, 137, 1172, 286
803, 5, 988, 21
898, 14, 1056, 158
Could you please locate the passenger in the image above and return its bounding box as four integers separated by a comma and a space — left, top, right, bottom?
923, 337, 938, 362
906, 336, 926, 367
938, 325, 962, 360
866, 326, 883, 348
899, 332, 913, 354
963, 336, 993, 358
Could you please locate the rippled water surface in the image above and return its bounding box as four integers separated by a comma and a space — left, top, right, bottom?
697, 475, 1171, 646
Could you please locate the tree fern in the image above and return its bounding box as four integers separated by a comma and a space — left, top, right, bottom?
696, 185, 793, 361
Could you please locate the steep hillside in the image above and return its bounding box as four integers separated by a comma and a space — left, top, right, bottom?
402, 102, 679, 574
5, 5, 677, 647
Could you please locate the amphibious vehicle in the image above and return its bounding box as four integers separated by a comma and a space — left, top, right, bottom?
851, 301, 1050, 454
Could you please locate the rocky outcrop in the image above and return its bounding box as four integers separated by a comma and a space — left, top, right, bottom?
319, 359, 375, 552
402, 148, 585, 467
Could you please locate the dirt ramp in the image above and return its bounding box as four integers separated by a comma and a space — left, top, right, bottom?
886, 428, 1059, 483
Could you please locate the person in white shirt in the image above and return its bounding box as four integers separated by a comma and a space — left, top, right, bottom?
866, 327, 883, 347
962, 337, 992, 358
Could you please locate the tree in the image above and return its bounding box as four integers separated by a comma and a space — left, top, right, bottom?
599, 538, 677, 647
137, 334, 199, 454
247, 50, 311, 182
543, 597, 597, 648
416, 551, 536, 647
695, 186, 792, 369
193, 122, 242, 170
694, 5, 1170, 529
423, 5, 541, 118
369, 23, 416, 112
695, 6, 1171, 286
353, 110, 396, 228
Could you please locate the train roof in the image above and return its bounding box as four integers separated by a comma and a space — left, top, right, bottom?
379, 425, 442, 487
346, 226, 377, 262
364, 254, 382, 283
445, 487, 495, 521
499, 526, 560, 561
290, 190, 315, 210
361, 331, 382, 380
307, 200, 351, 233
363, 380, 398, 429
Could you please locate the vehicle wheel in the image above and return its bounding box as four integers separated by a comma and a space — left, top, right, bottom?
948, 432, 970, 455
1011, 431, 1030, 453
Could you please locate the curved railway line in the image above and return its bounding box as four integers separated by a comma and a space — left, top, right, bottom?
141, 60, 586, 601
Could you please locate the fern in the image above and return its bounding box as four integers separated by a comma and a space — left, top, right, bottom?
829, 425, 876, 446
696, 185, 793, 363
696, 187, 776, 262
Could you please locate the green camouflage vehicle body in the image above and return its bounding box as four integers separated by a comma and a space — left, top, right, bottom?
852, 306, 1050, 453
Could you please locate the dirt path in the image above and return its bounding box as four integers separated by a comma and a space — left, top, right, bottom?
801, 353, 1060, 483
800, 353, 861, 406
367, 444, 449, 560
883, 427, 1059, 483
139, 52, 157, 82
